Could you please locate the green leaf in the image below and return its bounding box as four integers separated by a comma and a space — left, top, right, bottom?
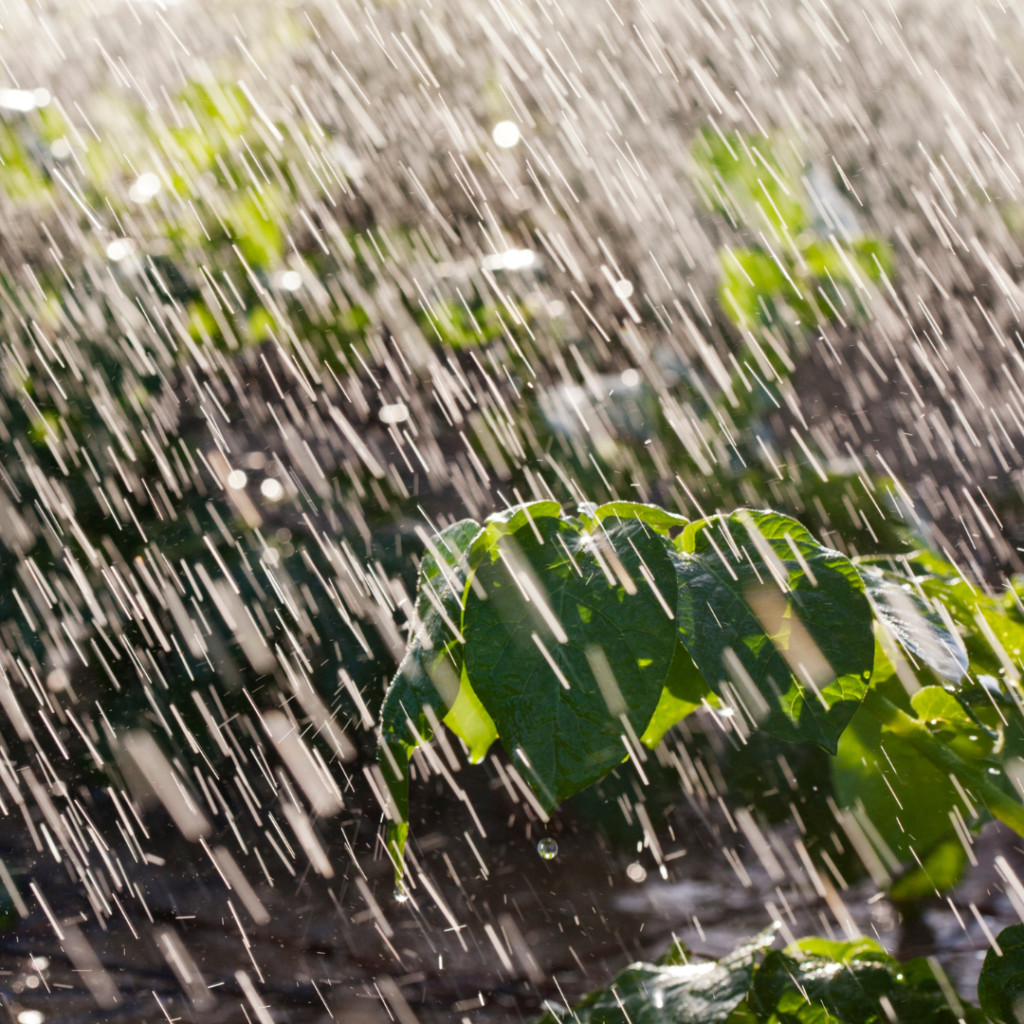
978, 925, 1024, 1024
539, 929, 981, 1024
718, 247, 792, 329
692, 128, 809, 237
0, 124, 51, 202
221, 190, 285, 269
752, 944, 976, 1023
592, 501, 689, 535
641, 639, 710, 748
889, 839, 967, 903
674, 510, 873, 751
832, 677, 971, 891
788, 937, 887, 964
858, 567, 968, 682
419, 519, 482, 596
385, 520, 482, 747
899, 552, 1024, 682
909, 686, 994, 761
537, 927, 777, 1024
910, 686, 975, 727
377, 519, 480, 871
470, 500, 562, 562
443, 667, 497, 762
464, 513, 678, 810
850, 237, 894, 280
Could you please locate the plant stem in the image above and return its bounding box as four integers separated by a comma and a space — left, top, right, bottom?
861, 689, 1024, 839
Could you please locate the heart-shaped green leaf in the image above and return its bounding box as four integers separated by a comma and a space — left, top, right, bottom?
464, 513, 677, 810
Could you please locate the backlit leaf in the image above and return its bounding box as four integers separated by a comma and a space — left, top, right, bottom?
674, 510, 873, 751
465, 513, 677, 810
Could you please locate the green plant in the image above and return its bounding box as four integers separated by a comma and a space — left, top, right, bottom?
535, 921, 1024, 1023
691, 129, 893, 336
376, 500, 1024, 898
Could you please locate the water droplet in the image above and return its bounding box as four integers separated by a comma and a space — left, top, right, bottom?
128, 172, 161, 204
106, 238, 135, 262
537, 837, 558, 860
394, 886, 410, 903
492, 120, 520, 148
260, 477, 284, 501
275, 270, 303, 292
0, 88, 42, 112
379, 402, 410, 425
482, 248, 536, 271
626, 861, 647, 883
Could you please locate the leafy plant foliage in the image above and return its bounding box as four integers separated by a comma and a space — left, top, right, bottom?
536, 926, 990, 1023
377, 500, 1024, 886
691, 128, 893, 335
537, 927, 777, 1024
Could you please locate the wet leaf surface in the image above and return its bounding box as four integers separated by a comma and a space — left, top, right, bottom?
674, 511, 874, 751
465, 514, 677, 808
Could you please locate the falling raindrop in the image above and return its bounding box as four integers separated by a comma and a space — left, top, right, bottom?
128, 173, 161, 203
379, 403, 409, 425
105, 239, 135, 262
276, 270, 303, 291
0, 88, 47, 111
626, 861, 647, 883
491, 120, 520, 147
482, 248, 536, 271
260, 477, 284, 500
1, 0, 1024, 1016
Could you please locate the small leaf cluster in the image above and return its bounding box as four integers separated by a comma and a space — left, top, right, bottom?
832, 550, 1024, 898
691, 129, 893, 334
537, 924, 998, 1024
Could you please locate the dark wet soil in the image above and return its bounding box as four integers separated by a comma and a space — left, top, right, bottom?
3, 747, 1023, 1024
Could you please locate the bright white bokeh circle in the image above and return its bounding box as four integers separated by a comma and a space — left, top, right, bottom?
492, 120, 521, 148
